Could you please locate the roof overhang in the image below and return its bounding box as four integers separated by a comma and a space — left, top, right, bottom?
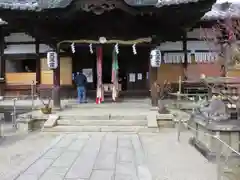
0, 0, 211, 10
202, 0, 240, 20
124, 0, 199, 7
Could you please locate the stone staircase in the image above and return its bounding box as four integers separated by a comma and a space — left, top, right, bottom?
43, 101, 159, 132
44, 113, 158, 132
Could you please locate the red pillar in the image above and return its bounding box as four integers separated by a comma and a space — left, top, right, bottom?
96, 46, 103, 104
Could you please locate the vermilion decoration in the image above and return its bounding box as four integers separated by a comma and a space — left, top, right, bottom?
96, 47, 103, 104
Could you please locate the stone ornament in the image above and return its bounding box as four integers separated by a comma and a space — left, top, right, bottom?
200, 98, 229, 121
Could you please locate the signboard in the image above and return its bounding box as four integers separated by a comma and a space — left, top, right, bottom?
82, 68, 93, 82
150, 49, 161, 67
129, 73, 136, 82
47, 51, 58, 69
137, 73, 142, 80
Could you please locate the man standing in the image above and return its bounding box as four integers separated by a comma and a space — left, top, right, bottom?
74, 71, 87, 103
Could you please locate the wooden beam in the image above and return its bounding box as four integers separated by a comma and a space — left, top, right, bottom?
182, 32, 188, 68
182, 31, 188, 80
35, 39, 41, 85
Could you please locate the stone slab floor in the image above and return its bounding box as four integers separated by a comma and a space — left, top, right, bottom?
0, 130, 217, 180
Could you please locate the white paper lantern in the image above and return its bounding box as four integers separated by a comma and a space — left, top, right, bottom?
200, 73, 206, 79
99, 37, 107, 44
150, 49, 161, 67
47, 51, 58, 69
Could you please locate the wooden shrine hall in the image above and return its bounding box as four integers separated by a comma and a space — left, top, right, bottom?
0, 0, 217, 107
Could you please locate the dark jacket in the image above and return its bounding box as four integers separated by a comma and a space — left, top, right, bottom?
75, 73, 87, 87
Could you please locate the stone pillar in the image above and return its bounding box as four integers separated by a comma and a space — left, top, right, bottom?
0, 26, 5, 96
52, 47, 61, 109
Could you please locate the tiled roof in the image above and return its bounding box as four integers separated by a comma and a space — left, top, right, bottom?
0, 0, 39, 10
0, 0, 73, 11
124, 0, 199, 7
156, 0, 199, 7
125, 0, 240, 19
203, 0, 240, 19
0, 0, 208, 11
1, 0, 239, 20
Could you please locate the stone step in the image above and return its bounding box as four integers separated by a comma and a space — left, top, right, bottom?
59, 115, 147, 120
43, 125, 159, 133
57, 119, 147, 126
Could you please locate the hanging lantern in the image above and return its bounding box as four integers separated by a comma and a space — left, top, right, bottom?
71, 42, 75, 53
150, 49, 161, 67
89, 43, 93, 54
115, 43, 119, 54
47, 51, 58, 69
132, 44, 137, 55
99, 37, 107, 44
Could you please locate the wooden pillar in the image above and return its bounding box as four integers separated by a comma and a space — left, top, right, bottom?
0, 26, 5, 96
182, 32, 188, 80
52, 46, 61, 108
149, 46, 159, 107
150, 66, 158, 106
35, 39, 41, 85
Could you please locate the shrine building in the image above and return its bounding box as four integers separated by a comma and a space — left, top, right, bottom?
0, 0, 232, 106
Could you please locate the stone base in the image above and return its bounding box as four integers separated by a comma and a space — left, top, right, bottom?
157, 119, 175, 128
147, 111, 158, 128
43, 115, 59, 128
150, 107, 158, 111
190, 137, 240, 162
157, 114, 174, 128
43, 125, 159, 133
17, 118, 46, 132
190, 117, 240, 163
18, 122, 30, 132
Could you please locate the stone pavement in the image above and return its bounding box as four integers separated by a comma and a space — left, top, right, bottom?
140, 129, 217, 180
0, 130, 217, 180
0, 132, 59, 179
